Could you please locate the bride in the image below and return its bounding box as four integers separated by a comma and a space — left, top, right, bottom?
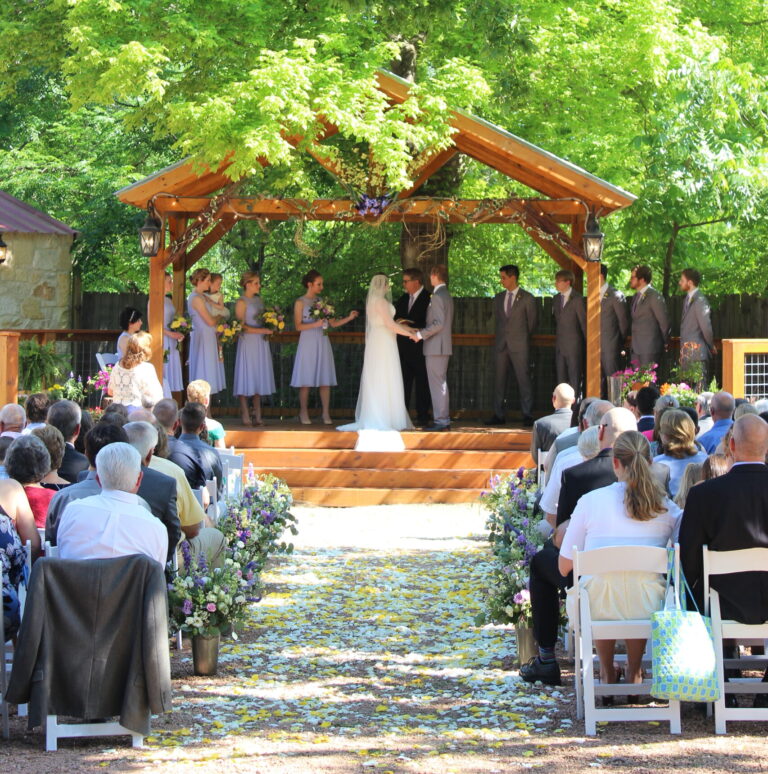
338, 273, 416, 445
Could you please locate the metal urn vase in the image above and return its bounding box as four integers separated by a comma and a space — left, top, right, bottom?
515, 624, 537, 668
192, 633, 220, 676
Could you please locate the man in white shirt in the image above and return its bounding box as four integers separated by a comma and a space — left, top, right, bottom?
57, 442, 168, 567
0, 403, 25, 439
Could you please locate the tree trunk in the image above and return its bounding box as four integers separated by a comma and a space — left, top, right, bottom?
661, 222, 680, 297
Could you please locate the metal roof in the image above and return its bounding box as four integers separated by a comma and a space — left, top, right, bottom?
0, 190, 77, 236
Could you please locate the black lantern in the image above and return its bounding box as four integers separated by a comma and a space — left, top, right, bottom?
582, 215, 604, 262
138, 212, 162, 257
0, 231, 8, 264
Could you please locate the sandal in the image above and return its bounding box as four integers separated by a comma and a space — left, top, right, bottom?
240, 413, 253, 427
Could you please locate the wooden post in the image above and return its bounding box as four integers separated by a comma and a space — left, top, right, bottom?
585, 262, 602, 398
148, 225, 166, 379
0, 332, 21, 405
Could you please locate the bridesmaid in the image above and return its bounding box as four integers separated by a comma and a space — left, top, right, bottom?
233, 271, 276, 426
187, 267, 226, 396
163, 272, 184, 396
290, 269, 358, 425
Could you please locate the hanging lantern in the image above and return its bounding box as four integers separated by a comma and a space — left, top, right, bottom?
582, 215, 604, 263
138, 213, 162, 257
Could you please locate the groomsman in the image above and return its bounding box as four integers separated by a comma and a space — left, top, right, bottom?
629, 264, 669, 368
415, 264, 453, 431
552, 269, 586, 397
600, 264, 630, 396
678, 268, 715, 383
394, 268, 431, 427
486, 264, 538, 426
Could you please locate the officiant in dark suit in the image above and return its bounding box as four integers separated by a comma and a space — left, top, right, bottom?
394, 268, 431, 427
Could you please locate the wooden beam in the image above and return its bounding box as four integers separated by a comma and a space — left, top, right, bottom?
148, 221, 167, 379
397, 147, 459, 198
0, 332, 20, 405
521, 204, 587, 269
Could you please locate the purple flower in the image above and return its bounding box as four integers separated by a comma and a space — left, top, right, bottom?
206, 603, 217, 612
182, 599, 193, 615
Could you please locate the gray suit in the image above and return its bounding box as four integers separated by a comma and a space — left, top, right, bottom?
493, 287, 538, 419
420, 284, 454, 427
553, 291, 586, 394
530, 407, 572, 460
630, 286, 669, 367
601, 284, 630, 393
680, 289, 714, 378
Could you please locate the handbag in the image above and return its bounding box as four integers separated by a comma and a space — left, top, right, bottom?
650, 554, 720, 702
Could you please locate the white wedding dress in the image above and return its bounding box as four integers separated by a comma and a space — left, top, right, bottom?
338, 291, 413, 451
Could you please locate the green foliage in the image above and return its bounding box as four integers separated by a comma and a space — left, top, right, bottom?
18, 340, 70, 393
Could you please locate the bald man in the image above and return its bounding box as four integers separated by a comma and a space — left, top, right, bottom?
530, 383, 576, 461
680, 414, 768, 625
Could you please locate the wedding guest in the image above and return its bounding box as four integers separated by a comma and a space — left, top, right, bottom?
188, 267, 226, 397
0, 403, 25, 439
153, 398, 180, 456
187, 380, 226, 448
698, 390, 735, 454
162, 272, 184, 396
678, 268, 715, 383
679, 405, 699, 437
394, 268, 431, 427
600, 264, 630, 397
0, 477, 41, 559
674, 462, 703, 508
57, 442, 167, 567
531, 383, 576, 462
696, 392, 714, 437
233, 271, 275, 427
552, 269, 586, 397
646, 394, 679, 449
635, 385, 660, 433
290, 269, 358, 425
5, 434, 54, 528
735, 402, 759, 419
108, 331, 164, 411
653, 410, 707, 497
30, 425, 70, 491
0, 506, 27, 640
0, 437, 11, 479
629, 264, 669, 369
623, 390, 639, 419
486, 264, 538, 427
22, 393, 50, 434
46, 400, 88, 483
559, 431, 681, 690
416, 264, 454, 431
116, 306, 143, 357
75, 409, 94, 454
701, 453, 730, 480
169, 402, 223, 497
542, 397, 598, 485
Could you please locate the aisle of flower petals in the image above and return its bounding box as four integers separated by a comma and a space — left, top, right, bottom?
135, 507, 572, 771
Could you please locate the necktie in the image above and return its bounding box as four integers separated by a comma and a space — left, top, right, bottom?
561, 294, 566, 308
684, 296, 691, 314
505, 292, 512, 316
633, 293, 641, 314
407, 294, 414, 313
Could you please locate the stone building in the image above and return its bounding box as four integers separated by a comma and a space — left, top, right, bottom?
0, 190, 77, 329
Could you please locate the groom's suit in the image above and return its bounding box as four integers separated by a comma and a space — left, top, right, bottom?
419, 284, 454, 428
394, 287, 431, 424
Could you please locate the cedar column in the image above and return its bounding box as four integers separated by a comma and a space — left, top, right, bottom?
575, 214, 601, 398
148, 221, 166, 378
0, 332, 20, 405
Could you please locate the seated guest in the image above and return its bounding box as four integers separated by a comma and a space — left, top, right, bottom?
542, 397, 597, 484
99, 403, 129, 427
0, 403, 26, 439
680, 414, 768, 624
153, 399, 180, 456
123, 421, 181, 562
559, 431, 681, 690
0, 506, 27, 640
695, 392, 714, 437
46, 423, 131, 543
74, 409, 94, 455
679, 405, 699, 437
47, 399, 88, 483
58, 442, 167, 566
116, 306, 143, 357
5, 435, 54, 529
698, 390, 735, 454
531, 383, 576, 462
31, 425, 70, 490
674, 462, 703, 508
187, 380, 226, 448
0, 477, 41, 559
169, 402, 223, 497
735, 401, 759, 419
108, 331, 164, 411
635, 385, 660, 433
0, 436, 12, 479
645, 393, 678, 445
623, 390, 639, 420
22, 393, 50, 435
702, 453, 729, 480
653, 409, 708, 497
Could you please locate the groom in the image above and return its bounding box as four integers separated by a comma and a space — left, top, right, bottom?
413, 264, 453, 431
394, 268, 431, 427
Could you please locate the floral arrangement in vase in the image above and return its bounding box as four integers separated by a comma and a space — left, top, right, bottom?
475, 468, 545, 627
659, 381, 698, 408
610, 360, 658, 404
169, 313, 193, 335
48, 373, 86, 404
216, 319, 243, 346
261, 305, 286, 333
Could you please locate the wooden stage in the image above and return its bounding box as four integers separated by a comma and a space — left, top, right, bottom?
222, 419, 534, 507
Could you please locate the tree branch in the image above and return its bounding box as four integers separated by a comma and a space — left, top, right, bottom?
677, 216, 731, 231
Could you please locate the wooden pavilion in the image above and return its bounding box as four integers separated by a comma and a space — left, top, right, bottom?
116, 70, 635, 398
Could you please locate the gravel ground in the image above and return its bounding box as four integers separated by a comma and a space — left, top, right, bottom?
2, 502, 768, 772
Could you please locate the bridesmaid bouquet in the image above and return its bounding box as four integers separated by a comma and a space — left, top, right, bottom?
217, 319, 243, 347
170, 313, 192, 334
309, 298, 335, 335
261, 306, 286, 333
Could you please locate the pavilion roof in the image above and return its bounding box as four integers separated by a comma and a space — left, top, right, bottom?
0, 190, 77, 236
116, 71, 635, 214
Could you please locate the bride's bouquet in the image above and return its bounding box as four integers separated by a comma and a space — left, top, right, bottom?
309, 298, 336, 335
261, 305, 286, 333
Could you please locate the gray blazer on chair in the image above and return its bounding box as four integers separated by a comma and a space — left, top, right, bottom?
630, 286, 669, 362
421, 285, 453, 356
679, 289, 714, 360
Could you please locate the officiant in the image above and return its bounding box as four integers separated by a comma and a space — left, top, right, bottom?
394, 268, 432, 427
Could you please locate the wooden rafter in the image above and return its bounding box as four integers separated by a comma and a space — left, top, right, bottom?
171, 217, 237, 271
397, 147, 459, 199
520, 204, 586, 268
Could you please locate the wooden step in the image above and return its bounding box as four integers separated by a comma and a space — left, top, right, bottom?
251, 466, 509, 489
289, 487, 484, 506
242, 448, 533, 470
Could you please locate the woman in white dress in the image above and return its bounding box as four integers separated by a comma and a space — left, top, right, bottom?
107, 331, 165, 411
338, 274, 416, 447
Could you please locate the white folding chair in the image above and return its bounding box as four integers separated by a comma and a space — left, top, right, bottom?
537, 450, 546, 485
573, 544, 681, 735
703, 545, 768, 734
204, 478, 219, 524
170, 550, 183, 650
95, 352, 119, 371
219, 451, 244, 499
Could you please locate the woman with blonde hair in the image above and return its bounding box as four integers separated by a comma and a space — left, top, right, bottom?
702, 452, 730, 480
653, 409, 707, 496
559, 431, 681, 692
188, 267, 226, 395
107, 331, 164, 410
673, 461, 703, 508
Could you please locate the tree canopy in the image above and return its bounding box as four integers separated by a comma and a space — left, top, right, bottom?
1, 0, 767, 308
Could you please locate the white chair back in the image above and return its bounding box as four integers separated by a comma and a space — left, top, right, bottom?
219, 451, 244, 499
205, 478, 218, 523
95, 352, 119, 371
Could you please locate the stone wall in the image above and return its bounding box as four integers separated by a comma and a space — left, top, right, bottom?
0, 232, 73, 329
